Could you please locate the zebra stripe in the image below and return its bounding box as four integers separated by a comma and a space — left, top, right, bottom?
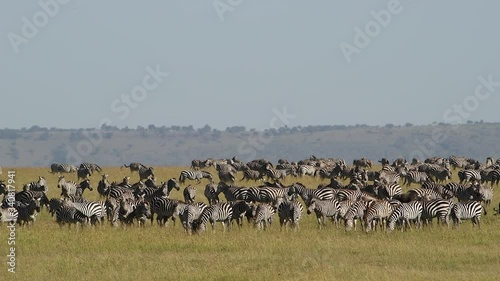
275, 199, 303, 230
458, 169, 481, 184
387, 201, 423, 232
180, 202, 208, 234
183, 185, 196, 203
192, 202, 233, 233
306, 198, 340, 228
364, 200, 394, 232
55, 205, 87, 227
451, 201, 482, 227
252, 203, 275, 230
179, 170, 212, 184
421, 199, 452, 226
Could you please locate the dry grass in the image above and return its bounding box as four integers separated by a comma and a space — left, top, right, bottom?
1, 166, 500, 281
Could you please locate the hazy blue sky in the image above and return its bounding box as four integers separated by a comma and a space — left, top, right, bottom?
1, 1, 499, 130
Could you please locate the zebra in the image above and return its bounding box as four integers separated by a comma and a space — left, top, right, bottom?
378, 170, 401, 185
428, 167, 452, 183
190, 159, 213, 170
80, 162, 102, 173
407, 189, 443, 201
179, 170, 212, 184
275, 198, 303, 231
0, 206, 18, 223
336, 189, 363, 202
255, 186, 296, 204
192, 202, 233, 233
150, 197, 179, 226
306, 198, 340, 229
353, 158, 372, 168
180, 202, 208, 234
449, 155, 468, 169
344, 200, 373, 231
117, 198, 151, 226
137, 179, 179, 202
443, 182, 469, 199
50, 163, 78, 174
204, 182, 220, 205
121, 162, 147, 174
65, 200, 104, 225
290, 182, 337, 205
481, 169, 500, 187
252, 203, 275, 230
97, 174, 111, 198
451, 201, 482, 227
216, 182, 252, 202
218, 169, 236, 184
403, 171, 431, 186
377, 183, 403, 200
265, 165, 296, 182
241, 170, 264, 182
298, 165, 317, 177
458, 170, 482, 184
23, 176, 48, 193
16, 198, 41, 226
48, 198, 64, 217
230, 200, 252, 229
15, 190, 49, 208
364, 200, 395, 232
387, 201, 423, 232
421, 199, 452, 226
55, 205, 87, 227
77, 166, 92, 180
57, 177, 91, 198
183, 185, 196, 203
138, 166, 155, 181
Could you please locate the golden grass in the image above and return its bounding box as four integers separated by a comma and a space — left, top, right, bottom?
1, 166, 500, 281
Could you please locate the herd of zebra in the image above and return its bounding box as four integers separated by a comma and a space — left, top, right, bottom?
0, 155, 498, 234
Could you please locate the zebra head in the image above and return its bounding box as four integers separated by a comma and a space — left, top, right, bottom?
306, 199, 317, 215
79, 179, 93, 192
167, 178, 180, 191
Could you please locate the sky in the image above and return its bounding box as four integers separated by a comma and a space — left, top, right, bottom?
1, 1, 500, 131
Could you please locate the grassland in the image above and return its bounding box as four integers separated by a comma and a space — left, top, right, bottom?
1, 166, 500, 281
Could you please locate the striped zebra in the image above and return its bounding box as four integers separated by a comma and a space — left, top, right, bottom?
48, 198, 64, 217
50, 163, 78, 174
241, 170, 264, 182
275, 198, 303, 231
230, 200, 252, 229
218, 169, 236, 184
192, 202, 233, 233
449, 156, 468, 169
204, 182, 220, 205
77, 166, 92, 180
408, 189, 442, 201
55, 205, 87, 227
265, 166, 296, 182
421, 199, 452, 226
23, 177, 48, 193
377, 183, 403, 200
190, 159, 213, 170
0, 206, 18, 223
306, 198, 340, 229
458, 169, 481, 184
378, 170, 401, 185
65, 200, 104, 225
252, 203, 275, 230
364, 200, 395, 232
183, 185, 196, 203
138, 166, 155, 181
16, 198, 41, 226
451, 201, 482, 227
481, 169, 500, 187
97, 174, 111, 198
216, 182, 255, 202
14, 190, 49, 208
255, 186, 296, 204
180, 202, 208, 234
117, 199, 151, 226
344, 200, 373, 231
427, 167, 452, 183
387, 201, 423, 232
179, 170, 212, 184
80, 162, 102, 173
403, 171, 431, 186
443, 182, 469, 199
121, 162, 147, 174
298, 165, 317, 177
290, 182, 337, 205
137, 179, 179, 202
58, 177, 92, 198
336, 189, 363, 202
150, 197, 179, 226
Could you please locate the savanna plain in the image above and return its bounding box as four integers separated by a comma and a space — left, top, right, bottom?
1, 166, 499, 281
